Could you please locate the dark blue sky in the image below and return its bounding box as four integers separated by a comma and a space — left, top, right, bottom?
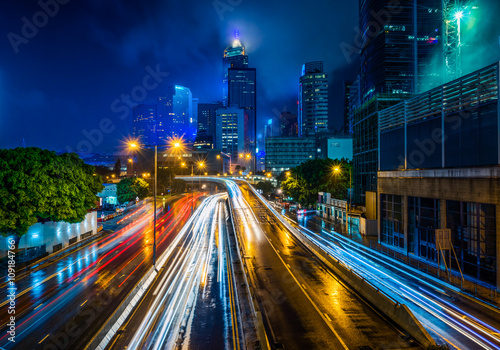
0, 0, 360, 153
1, 0, 499, 153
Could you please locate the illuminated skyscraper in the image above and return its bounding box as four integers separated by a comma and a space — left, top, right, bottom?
298, 61, 328, 137
215, 106, 245, 161
223, 32, 257, 171
169, 85, 193, 140
132, 104, 157, 146
223, 31, 248, 106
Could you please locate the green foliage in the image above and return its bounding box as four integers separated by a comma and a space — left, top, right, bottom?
116, 177, 149, 203
155, 167, 175, 194
281, 158, 352, 207
0, 147, 104, 237
254, 181, 275, 196
172, 179, 186, 193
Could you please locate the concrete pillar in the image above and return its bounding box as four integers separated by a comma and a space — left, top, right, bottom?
440, 199, 447, 229
403, 195, 408, 254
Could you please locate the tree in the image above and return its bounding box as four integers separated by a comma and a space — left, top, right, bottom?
254, 181, 274, 196
116, 177, 149, 203
0, 148, 104, 237
155, 167, 175, 195
281, 158, 352, 207
113, 158, 121, 177
172, 179, 186, 193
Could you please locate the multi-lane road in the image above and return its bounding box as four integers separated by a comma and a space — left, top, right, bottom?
224, 179, 417, 350
5, 177, 500, 350
0, 194, 202, 350
107, 193, 242, 350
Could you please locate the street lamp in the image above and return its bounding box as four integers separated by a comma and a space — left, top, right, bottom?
128, 140, 159, 268
333, 165, 352, 235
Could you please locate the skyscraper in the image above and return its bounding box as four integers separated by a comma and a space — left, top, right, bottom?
198, 102, 224, 138
215, 106, 245, 161
132, 104, 157, 146
157, 96, 173, 142
343, 81, 353, 133
223, 33, 257, 171
279, 111, 298, 137
169, 85, 193, 140
190, 97, 199, 140
223, 31, 249, 106
359, 0, 443, 100
298, 61, 328, 137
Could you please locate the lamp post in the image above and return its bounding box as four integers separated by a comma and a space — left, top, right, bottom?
129, 142, 158, 268
333, 165, 352, 236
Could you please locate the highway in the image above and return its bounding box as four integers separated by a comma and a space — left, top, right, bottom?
287, 213, 500, 350
224, 180, 417, 350
108, 193, 242, 350
0, 194, 202, 350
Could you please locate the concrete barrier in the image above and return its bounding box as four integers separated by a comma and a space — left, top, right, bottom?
226, 198, 271, 350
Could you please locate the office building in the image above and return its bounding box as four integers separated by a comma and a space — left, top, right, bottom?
377, 62, 500, 290
170, 85, 193, 140
223, 33, 257, 171
299, 61, 329, 137
352, 0, 443, 204
279, 111, 298, 137
197, 102, 224, 139
343, 81, 353, 133
190, 97, 199, 140
265, 137, 317, 172
132, 104, 157, 146
215, 107, 245, 161
227, 68, 257, 159
223, 31, 249, 106
360, 0, 443, 100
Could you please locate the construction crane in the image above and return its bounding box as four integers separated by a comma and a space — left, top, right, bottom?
443, 0, 477, 80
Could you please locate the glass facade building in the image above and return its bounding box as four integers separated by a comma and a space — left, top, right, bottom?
132, 104, 157, 146
215, 107, 245, 161
360, 0, 443, 100
298, 61, 328, 137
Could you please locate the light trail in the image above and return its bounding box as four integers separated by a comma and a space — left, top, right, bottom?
126, 194, 227, 350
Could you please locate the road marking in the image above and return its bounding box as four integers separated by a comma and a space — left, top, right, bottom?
287, 264, 291, 268
80, 300, 88, 307
301, 283, 307, 290
39, 334, 50, 344
264, 236, 349, 350
74, 278, 80, 282
324, 313, 332, 322
34, 303, 43, 310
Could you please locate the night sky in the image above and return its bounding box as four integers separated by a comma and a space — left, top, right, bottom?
1, 0, 499, 153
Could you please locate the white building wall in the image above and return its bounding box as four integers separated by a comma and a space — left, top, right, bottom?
0, 211, 98, 257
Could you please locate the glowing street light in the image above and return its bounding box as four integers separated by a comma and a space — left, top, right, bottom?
454, 10, 463, 20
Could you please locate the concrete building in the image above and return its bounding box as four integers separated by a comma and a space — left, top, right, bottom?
377, 62, 500, 290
